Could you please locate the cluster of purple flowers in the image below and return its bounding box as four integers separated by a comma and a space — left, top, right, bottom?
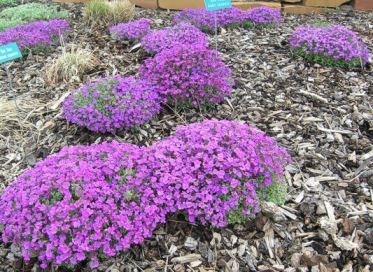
0, 142, 164, 269
141, 22, 208, 54
173, 7, 247, 31
139, 45, 233, 106
146, 120, 291, 227
63, 76, 161, 133
0, 120, 291, 268
289, 24, 370, 65
245, 7, 282, 25
109, 18, 152, 41
0, 19, 69, 50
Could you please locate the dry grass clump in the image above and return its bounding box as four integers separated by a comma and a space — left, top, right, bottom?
44, 46, 98, 84
84, 0, 135, 25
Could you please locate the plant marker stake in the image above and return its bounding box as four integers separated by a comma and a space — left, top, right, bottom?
0, 43, 22, 111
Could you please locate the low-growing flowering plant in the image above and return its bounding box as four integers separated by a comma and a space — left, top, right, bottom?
139, 45, 233, 107
289, 24, 370, 68
0, 19, 69, 50
0, 142, 165, 269
141, 22, 208, 54
109, 18, 151, 41
63, 76, 161, 133
244, 7, 282, 27
0, 120, 291, 268
173, 7, 247, 32
146, 120, 291, 226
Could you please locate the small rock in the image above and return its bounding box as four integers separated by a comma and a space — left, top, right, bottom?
184, 236, 198, 250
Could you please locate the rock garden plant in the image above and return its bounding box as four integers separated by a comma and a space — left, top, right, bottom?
0, 120, 290, 269
63, 76, 161, 133
109, 18, 152, 41
173, 7, 247, 32
289, 24, 370, 68
139, 45, 233, 107
0, 0, 17, 8
0, 3, 69, 31
141, 22, 208, 54
243, 6, 282, 28
84, 0, 134, 26
0, 19, 70, 51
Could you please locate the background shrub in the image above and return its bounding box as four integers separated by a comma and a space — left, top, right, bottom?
146, 120, 291, 227
289, 24, 369, 68
244, 7, 282, 27
0, 142, 165, 269
0, 19, 70, 51
0, 3, 69, 31
0, 0, 17, 8
141, 22, 208, 54
109, 18, 152, 41
84, 0, 135, 26
173, 7, 247, 32
63, 76, 161, 133
139, 45, 233, 107
44, 45, 98, 85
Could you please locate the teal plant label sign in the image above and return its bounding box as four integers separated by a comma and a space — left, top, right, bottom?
0, 42, 22, 64
204, 0, 232, 11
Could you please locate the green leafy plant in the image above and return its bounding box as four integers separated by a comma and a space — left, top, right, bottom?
0, 3, 69, 31
0, 0, 17, 8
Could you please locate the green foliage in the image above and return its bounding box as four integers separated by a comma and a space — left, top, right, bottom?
293, 47, 362, 68
0, 3, 68, 31
311, 20, 329, 27
0, 0, 17, 8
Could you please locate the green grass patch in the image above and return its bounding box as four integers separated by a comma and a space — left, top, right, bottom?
0, 0, 17, 8
0, 3, 69, 31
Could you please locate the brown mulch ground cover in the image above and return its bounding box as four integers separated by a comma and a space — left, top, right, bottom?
0, 2, 372, 271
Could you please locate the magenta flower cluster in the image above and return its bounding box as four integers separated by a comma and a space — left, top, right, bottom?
0, 19, 69, 49
63, 76, 161, 133
109, 18, 152, 41
173, 7, 247, 31
0, 142, 164, 269
139, 45, 233, 106
289, 24, 370, 63
141, 22, 209, 54
0, 120, 291, 268
245, 7, 282, 25
146, 120, 291, 227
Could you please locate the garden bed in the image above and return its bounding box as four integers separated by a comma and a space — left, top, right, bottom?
0, 1, 372, 272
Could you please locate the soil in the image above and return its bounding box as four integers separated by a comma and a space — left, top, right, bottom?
0, 2, 372, 272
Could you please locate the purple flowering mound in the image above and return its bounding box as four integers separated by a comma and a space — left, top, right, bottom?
173, 7, 247, 32
146, 120, 291, 227
289, 24, 370, 68
109, 18, 152, 41
139, 45, 233, 106
141, 22, 208, 54
244, 7, 282, 26
0, 142, 165, 269
63, 76, 161, 133
0, 19, 69, 50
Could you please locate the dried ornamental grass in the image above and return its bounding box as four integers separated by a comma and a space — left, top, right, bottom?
44, 46, 98, 84
84, 0, 135, 26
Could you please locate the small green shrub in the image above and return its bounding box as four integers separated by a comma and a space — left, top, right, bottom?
0, 0, 17, 8
0, 3, 69, 31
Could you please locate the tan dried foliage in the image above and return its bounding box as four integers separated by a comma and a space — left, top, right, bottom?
84, 0, 135, 25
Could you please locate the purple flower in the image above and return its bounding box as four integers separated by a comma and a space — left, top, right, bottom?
139, 45, 233, 106
0, 19, 69, 50
244, 7, 282, 25
173, 7, 248, 32
109, 18, 152, 41
141, 22, 208, 53
63, 76, 161, 133
289, 24, 370, 64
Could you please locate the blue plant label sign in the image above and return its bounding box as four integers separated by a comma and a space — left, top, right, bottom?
204, 0, 232, 11
0, 42, 22, 64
